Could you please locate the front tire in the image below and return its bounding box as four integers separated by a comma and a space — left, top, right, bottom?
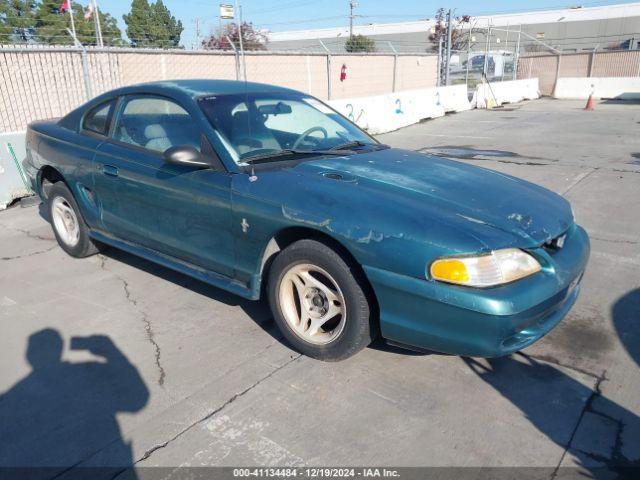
267, 239, 376, 361
48, 182, 99, 258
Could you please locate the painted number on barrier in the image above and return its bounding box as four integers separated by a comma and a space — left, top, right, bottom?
346, 103, 354, 121
395, 98, 403, 114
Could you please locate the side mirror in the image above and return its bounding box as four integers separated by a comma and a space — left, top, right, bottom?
163, 145, 210, 168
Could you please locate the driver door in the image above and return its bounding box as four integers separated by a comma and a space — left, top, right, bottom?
92, 94, 235, 277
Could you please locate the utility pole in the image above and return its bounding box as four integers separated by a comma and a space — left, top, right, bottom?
445, 9, 453, 85
349, 1, 358, 38
193, 17, 202, 50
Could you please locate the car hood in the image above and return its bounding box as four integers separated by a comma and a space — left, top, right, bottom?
291, 148, 573, 247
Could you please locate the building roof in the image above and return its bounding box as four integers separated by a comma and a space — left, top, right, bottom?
267, 2, 640, 41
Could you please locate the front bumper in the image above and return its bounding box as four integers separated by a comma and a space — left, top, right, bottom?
364, 224, 590, 357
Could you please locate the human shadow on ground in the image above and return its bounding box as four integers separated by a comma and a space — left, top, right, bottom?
465, 352, 640, 479
0, 329, 149, 479
612, 288, 640, 369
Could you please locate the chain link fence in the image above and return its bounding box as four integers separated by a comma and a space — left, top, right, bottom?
440, 22, 640, 92
0, 45, 438, 132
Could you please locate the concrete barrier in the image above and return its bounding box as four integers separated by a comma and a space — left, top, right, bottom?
0, 133, 31, 210
328, 85, 471, 134
553, 77, 640, 100
475, 78, 540, 109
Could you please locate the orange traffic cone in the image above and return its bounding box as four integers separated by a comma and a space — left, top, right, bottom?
584, 94, 594, 111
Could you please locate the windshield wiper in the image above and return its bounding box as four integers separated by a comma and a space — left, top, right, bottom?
329, 140, 389, 151
243, 149, 348, 164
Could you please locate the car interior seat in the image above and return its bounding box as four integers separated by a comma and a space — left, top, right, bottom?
144, 124, 173, 153
231, 110, 281, 155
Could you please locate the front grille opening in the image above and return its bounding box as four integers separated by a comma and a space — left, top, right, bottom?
543, 232, 568, 253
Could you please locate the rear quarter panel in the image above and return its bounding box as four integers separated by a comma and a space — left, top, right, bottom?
28, 121, 103, 228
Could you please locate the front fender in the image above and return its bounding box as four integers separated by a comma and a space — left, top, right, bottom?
230, 170, 501, 296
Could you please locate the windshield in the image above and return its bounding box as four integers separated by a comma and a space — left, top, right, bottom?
198, 92, 377, 164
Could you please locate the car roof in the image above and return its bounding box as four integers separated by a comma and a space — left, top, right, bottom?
100, 79, 302, 100
58, 79, 306, 138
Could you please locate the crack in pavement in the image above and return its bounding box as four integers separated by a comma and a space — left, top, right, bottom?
590, 236, 639, 246
127, 353, 302, 471
574, 411, 640, 471
6, 226, 55, 242
522, 350, 638, 477
550, 370, 608, 480
519, 351, 640, 473
1, 244, 57, 261
50, 342, 290, 480
522, 353, 601, 380
550, 369, 640, 478
561, 168, 598, 196
98, 254, 166, 387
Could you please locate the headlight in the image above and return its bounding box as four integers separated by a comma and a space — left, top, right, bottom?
429, 248, 541, 287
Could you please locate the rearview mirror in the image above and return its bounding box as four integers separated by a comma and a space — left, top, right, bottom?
257, 102, 292, 116
163, 145, 210, 168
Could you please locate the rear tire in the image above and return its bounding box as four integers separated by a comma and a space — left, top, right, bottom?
267, 239, 376, 361
48, 182, 99, 258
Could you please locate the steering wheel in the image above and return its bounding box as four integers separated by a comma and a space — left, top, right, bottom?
292, 126, 328, 149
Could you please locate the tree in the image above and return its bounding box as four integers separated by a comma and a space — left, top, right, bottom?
345, 34, 375, 53
73, 4, 123, 46
123, 0, 182, 48
201, 21, 266, 51
428, 8, 470, 51
0, 0, 38, 43
34, 0, 72, 45
32, 0, 122, 46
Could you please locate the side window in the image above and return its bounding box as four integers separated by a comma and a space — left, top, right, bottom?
82, 100, 115, 135
113, 96, 201, 153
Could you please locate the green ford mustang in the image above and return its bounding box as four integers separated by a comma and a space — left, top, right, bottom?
24, 79, 590, 361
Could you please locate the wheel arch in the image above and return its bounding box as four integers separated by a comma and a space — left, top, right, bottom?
258, 226, 379, 316
38, 165, 67, 200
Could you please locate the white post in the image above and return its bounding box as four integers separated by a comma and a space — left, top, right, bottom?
589, 45, 598, 77
388, 41, 398, 93
93, 0, 103, 47
319, 39, 332, 100
465, 23, 472, 88
234, 0, 246, 81
68, 0, 77, 42
501, 24, 509, 82
445, 9, 453, 86
225, 35, 240, 80
483, 24, 491, 78
437, 36, 443, 87
514, 25, 521, 80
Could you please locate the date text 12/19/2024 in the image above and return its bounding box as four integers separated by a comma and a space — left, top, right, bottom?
233, 468, 400, 478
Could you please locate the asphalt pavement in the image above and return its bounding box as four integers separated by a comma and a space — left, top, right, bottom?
1, 98, 638, 479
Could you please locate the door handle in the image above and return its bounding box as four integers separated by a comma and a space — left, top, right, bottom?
102, 165, 119, 177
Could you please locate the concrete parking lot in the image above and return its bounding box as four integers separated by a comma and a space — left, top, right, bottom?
1, 98, 639, 478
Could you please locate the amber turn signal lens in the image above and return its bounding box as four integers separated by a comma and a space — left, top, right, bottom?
430, 259, 470, 283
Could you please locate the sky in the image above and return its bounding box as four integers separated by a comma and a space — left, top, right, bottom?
88, 0, 639, 48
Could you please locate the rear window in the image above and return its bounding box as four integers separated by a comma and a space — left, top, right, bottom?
82, 99, 116, 135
